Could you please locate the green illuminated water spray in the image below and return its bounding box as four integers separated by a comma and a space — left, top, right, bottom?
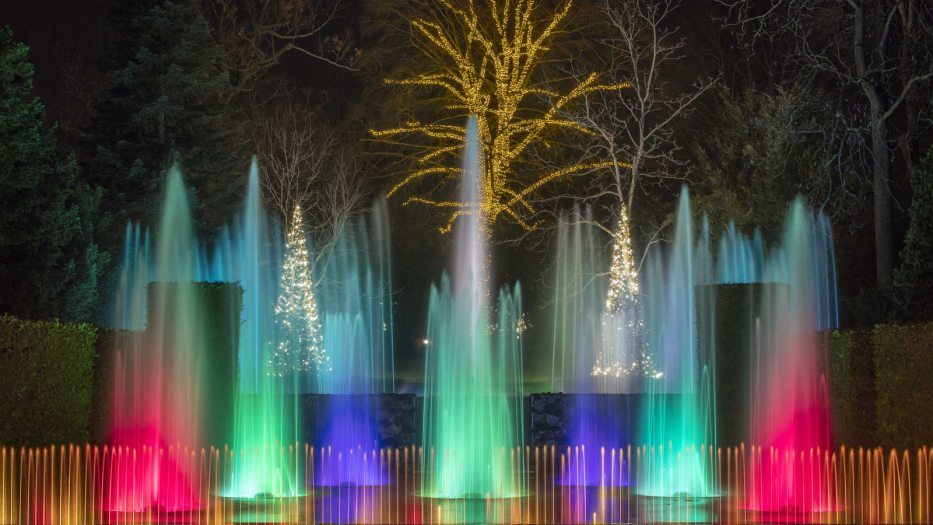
421, 116, 525, 499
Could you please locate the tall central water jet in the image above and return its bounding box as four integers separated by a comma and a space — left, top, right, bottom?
421, 116, 524, 499
639, 187, 714, 498
222, 161, 299, 499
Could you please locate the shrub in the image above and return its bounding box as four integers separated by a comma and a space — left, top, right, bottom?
828, 330, 875, 447
894, 148, 933, 322
873, 322, 933, 449
0, 315, 97, 445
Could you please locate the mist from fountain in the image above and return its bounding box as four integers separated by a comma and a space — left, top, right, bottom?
315, 199, 395, 485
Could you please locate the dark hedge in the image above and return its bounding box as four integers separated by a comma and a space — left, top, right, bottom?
0, 282, 241, 447
827, 329, 876, 447
0, 315, 97, 445
873, 323, 933, 449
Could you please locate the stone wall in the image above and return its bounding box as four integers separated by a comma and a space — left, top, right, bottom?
301, 394, 417, 447
530, 393, 643, 446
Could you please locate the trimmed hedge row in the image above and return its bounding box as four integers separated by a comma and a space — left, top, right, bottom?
829, 322, 933, 450
1, 282, 242, 447
0, 315, 97, 445
873, 323, 933, 449
698, 283, 767, 447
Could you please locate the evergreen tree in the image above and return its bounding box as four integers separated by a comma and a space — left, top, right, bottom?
87, 0, 246, 238
0, 27, 108, 321
689, 86, 852, 238
270, 206, 327, 378
604, 206, 640, 316
895, 147, 933, 321
594, 206, 654, 381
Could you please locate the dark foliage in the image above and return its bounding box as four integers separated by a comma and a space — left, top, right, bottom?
0, 27, 107, 321
894, 148, 933, 321
86, 0, 248, 239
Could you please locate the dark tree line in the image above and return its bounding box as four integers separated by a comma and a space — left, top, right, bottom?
0, 28, 106, 321
0, 0, 931, 328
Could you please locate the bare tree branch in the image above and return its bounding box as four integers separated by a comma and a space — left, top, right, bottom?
535, 0, 715, 260
714, 0, 933, 289
253, 105, 368, 265
198, 0, 361, 99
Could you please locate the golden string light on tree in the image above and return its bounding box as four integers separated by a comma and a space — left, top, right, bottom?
372, 0, 631, 233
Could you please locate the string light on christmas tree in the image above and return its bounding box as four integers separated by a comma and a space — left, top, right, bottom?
592, 206, 660, 380
269, 206, 328, 377
371, 0, 631, 233
604, 206, 640, 314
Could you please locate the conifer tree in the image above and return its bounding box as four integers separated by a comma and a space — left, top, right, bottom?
0, 27, 107, 321
270, 206, 327, 377
593, 206, 656, 381
604, 207, 640, 316
88, 0, 246, 236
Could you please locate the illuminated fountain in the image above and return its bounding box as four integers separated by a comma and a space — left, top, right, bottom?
105, 166, 209, 512
4, 441, 929, 524
110, 158, 395, 504
420, 115, 525, 499
743, 199, 837, 513
547, 208, 645, 487
545, 187, 838, 508
212, 161, 299, 500
25, 119, 849, 521
315, 199, 395, 486
107, 162, 291, 508
638, 190, 838, 508
638, 188, 715, 498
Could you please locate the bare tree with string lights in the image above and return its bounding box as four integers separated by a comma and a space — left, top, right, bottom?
371, 0, 631, 234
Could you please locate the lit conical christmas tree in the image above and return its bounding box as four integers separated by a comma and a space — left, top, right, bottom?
593, 206, 657, 382
270, 206, 328, 377
604, 206, 640, 315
